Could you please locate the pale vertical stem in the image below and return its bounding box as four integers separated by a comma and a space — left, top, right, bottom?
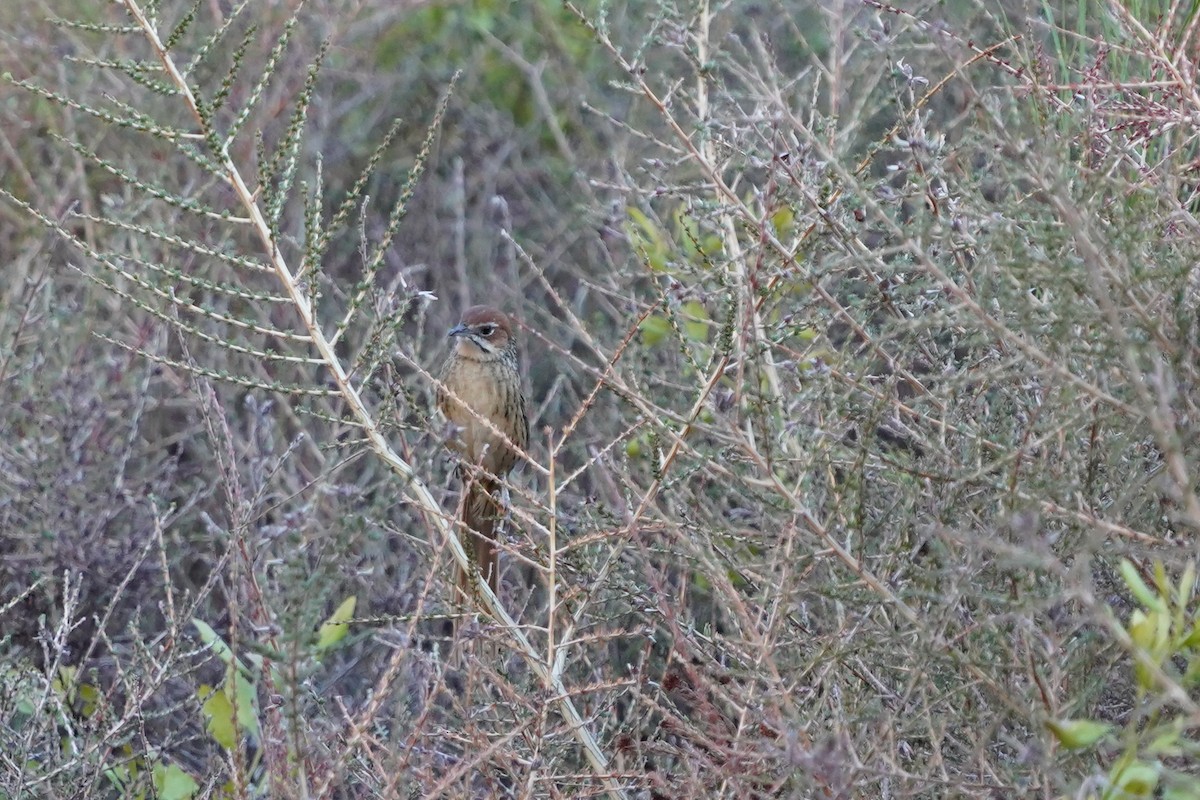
546, 427, 557, 669
694, 0, 784, 406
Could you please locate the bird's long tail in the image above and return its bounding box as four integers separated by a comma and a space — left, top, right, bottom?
455, 475, 502, 605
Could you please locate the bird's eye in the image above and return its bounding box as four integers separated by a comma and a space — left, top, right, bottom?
478, 324, 496, 336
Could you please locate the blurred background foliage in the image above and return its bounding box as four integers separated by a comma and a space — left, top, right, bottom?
4, 0, 1200, 797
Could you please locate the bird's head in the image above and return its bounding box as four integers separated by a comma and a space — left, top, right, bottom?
447, 305, 516, 361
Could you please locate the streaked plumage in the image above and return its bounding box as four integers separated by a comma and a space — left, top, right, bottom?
437, 305, 528, 601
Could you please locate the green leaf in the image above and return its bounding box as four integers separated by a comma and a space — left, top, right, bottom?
1154, 561, 1170, 597
1182, 622, 1200, 650
316, 595, 357, 653
1046, 717, 1111, 750
680, 300, 709, 342
103, 758, 134, 794
193, 618, 235, 666
1, 665, 39, 721
51, 666, 77, 704
1145, 722, 1183, 757
626, 207, 669, 271
1121, 559, 1164, 612
675, 210, 705, 262
199, 684, 237, 750
153, 762, 199, 800
193, 618, 260, 675
50, 666, 101, 719
640, 315, 671, 346
1178, 561, 1196, 611
1112, 760, 1160, 797
228, 667, 260, 737
197, 668, 260, 747
1129, 609, 1157, 650
1129, 608, 1169, 690
771, 206, 794, 234
77, 682, 100, 718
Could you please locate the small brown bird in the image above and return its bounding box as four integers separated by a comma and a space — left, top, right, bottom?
436, 305, 529, 604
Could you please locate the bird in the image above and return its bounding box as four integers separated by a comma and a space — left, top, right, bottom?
436, 305, 529, 606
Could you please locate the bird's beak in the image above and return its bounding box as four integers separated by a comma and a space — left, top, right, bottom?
447, 323, 468, 338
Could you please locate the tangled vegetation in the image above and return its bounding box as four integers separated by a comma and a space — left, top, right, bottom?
3, 0, 1200, 797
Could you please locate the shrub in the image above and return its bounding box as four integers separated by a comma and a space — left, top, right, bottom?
2, 0, 1199, 797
